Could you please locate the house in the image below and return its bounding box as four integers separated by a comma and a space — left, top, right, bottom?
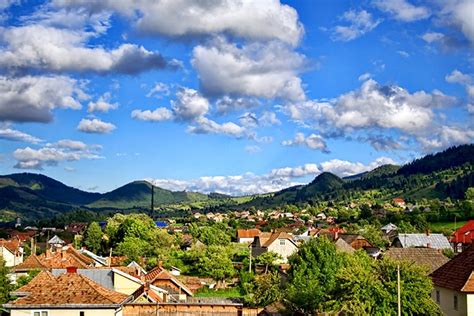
450, 220, 474, 253
337, 234, 373, 250
381, 223, 398, 235
4, 267, 131, 316
251, 232, 298, 263
12, 245, 95, 278
0, 237, 23, 267
430, 245, 474, 316
392, 197, 406, 207
47, 235, 66, 250
384, 248, 449, 274
145, 265, 194, 301
236, 229, 261, 243
64, 222, 87, 234
392, 233, 451, 249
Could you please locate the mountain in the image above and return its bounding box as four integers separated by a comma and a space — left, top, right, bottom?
88, 180, 209, 209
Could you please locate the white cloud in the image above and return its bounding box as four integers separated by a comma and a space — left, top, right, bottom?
397, 50, 410, 58
245, 145, 261, 154
282, 132, 329, 153
53, 0, 304, 46
0, 25, 179, 74
440, 0, 474, 44
239, 111, 281, 128
187, 117, 247, 138
358, 72, 372, 81
171, 88, 209, 121
87, 92, 118, 113
283, 79, 456, 137
146, 83, 170, 98
332, 10, 381, 41
13, 139, 102, 170
0, 75, 86, 123
77, 118, 116, 134
0, 125, 42, 143
467, 103, 474, 114
417, 126, 474, 152
192, 37, 306, 101
131, 107, 174, 122
215, 96, 260, 114
421, 32, 445, 43
373, 0, 430, 22
445, 69, 472, 85
148, 157, 396, 195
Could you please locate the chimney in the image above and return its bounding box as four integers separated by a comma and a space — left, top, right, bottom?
426, 230, 430, 236
427, 243, 432, 248
66, 266, 77, 273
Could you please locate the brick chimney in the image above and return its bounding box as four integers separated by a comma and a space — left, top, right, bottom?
66, 266, 77, 273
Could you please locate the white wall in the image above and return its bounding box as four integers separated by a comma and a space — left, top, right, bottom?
433, 287, 468, 316
267, 239, 298, 263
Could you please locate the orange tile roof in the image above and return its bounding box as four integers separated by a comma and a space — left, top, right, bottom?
145, 266, 193, 296
237, 229, 261, 239
12, 271, 56, 295
13, 246, 94, 271
0, 238, 21, 254
8, 272, 129, 306
430, 245, 474, 292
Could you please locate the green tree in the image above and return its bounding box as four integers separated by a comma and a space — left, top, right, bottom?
15, 269, 40, 289
284, 237, 348, 314
256, 251, 281, 274
331, 252, 442, 315
244, 272, 282, 307
84, 222, 103, 253
0, 258, 12, 305
190, 224, 231, 246
117, 236, 150, 263
198, 245, 235, 288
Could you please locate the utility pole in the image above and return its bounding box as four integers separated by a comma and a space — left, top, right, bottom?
397, 264, 401, 316
248, 244, 252, 273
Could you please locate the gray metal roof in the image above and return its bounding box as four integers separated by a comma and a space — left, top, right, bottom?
51, 268, 114, 290
395, 233, 451, 249
47, 235, 65, 245
381, 223, 398, 231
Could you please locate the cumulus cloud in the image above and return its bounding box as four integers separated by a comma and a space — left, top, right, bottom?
87, 92, 118, 113
192, 37, 306, 101
373, 0, 430, 22
77, 118, 116, 134
0, 25, 179, 74
131, 107, 174, 122
0, 124, 42, 143
282, 132, 329, 153
215, 96, 260, 114
445, 69, 472, 85
421, 32, 445, 43
417, 126, 474, 152
53, 0, 304, 46
146, 83, 170, 98
148, 157, 396, 195
13, 139, 102, 170
364, 135, 403, 151
0, 75, 86, 123
239, 111, 281, 128
187, 117, 247, 138
245, 145, 261, 154
439, 0, 474, 44
332, 10, 381, 41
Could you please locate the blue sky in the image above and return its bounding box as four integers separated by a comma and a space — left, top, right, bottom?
0, 0, 472, 195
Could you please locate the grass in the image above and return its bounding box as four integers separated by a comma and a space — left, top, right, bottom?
429, 220, 467, 233
194, 287, 243, 298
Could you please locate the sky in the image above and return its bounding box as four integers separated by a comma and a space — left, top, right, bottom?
0, 0, 473, 195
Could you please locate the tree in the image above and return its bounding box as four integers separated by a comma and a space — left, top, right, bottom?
0, 258, 12, 305
284, 237, 349, 314
244, 272, 282, 307
15, 269, 40, 289
190, 224, 231, 246
84, 222, 103, 253
117, 236, 150, 263
198, 245, 235, 288
256, 251, 281, 274
330, 252, 442, 315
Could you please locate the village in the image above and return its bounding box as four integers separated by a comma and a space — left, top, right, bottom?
0, 197, 473, 315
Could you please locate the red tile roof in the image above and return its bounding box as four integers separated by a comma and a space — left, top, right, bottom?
430, 245, 474, 292
13, 246, 94, 272
12, 271, 56, 295
450, 220, 474, 244
7, 271, 130, 306
145, 266, 193, 296
237, 229, 261, 239
0, 238, 21, 254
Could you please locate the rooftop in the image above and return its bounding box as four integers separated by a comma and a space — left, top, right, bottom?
384, 247, 449, 274
431, 245, 474, 292
394, 233, 451, 249
450, 220, 474, 244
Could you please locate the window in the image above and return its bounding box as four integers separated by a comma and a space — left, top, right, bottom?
436, 290, 440, 304
454, 295, 458, 311
279, 239, 286, 245
33, 312, 48, 316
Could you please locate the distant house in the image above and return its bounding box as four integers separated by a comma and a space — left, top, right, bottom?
0, 238, 23, 267
392, 198, 406, 208
64, 222, 87, 234
337, 234, 373, 250
251, 232, 298, 263
237, 229, 261, 243
450, 220, 474, 253
381, 223, 398, 235
430, 245, 474, 316
4, 268, 131, 316
47, 235, 66, 250
392, 233, 451, 250
384, 248, 449, 274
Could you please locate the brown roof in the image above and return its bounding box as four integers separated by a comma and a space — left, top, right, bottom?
237, 229, 261, 239
261, 232, 295, 248
0, 238, 21, 254
385, 248, 449, 274
430, 245, 474, 292
338, 234, 369, 245
145, 266, 193, 296
12, 271, 56, 295
13, 246, 94, 272
7, 271, 129, 306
